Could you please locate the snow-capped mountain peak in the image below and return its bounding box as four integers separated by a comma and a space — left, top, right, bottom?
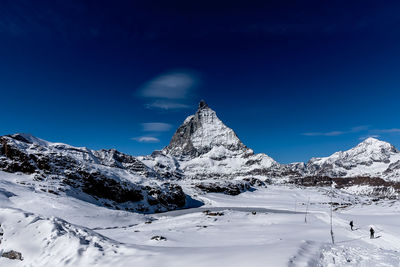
7, 133, 50, 147
163, 101, 250, 158
306, 137, 400, 179
356, 137, 398, 153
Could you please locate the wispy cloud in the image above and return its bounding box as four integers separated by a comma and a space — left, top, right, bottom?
359, 135, 380, 141
139, 71, 197, 99
142, 122, 172, 132
137, 70, 199, 110
302, 126, 369, 137
372, 128, 400, 134
145, 100, 190, 110
132, 136, 160, 143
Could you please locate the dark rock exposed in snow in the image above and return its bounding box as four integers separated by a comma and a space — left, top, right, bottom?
151, 235, 167, 241
2, 250, 23, 261
195, 181, 252, 196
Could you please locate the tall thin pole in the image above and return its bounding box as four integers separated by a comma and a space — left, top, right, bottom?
330, 180, 335, 244
304, 196, 310, 223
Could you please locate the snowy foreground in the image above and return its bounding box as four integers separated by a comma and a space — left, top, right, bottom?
0, 171, 399, 267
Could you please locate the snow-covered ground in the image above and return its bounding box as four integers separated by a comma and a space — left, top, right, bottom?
0, 171, 399, 266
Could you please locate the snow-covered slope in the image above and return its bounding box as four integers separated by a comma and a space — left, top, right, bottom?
0, 169, 399, 267
306, 137, 400, 181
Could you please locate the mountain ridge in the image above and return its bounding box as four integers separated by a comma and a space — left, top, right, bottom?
1, 101, 399, 211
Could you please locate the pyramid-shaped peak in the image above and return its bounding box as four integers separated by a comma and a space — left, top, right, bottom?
163, 101, 250, 158
198, 100, 209, 110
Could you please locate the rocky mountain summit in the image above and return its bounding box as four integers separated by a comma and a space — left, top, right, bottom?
140, 100, 280, 180
163, 100, 251, 158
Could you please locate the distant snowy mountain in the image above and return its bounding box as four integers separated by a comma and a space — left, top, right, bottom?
305, 137, 400, 181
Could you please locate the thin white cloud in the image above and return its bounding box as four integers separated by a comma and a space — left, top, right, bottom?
142, 122, 172, 132
302, 125, 369, 137
137, 70, 199, 110
145, 100, 190, 110
372, 128, 400, 133
350, 125, 370, 132
302, 131, 342, 136
139, 71, 197, 99
132, 136, 160, 143
359, 135, 380, 141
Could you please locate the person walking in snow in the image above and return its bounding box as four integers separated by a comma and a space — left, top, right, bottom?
350, 220, 354, 231
370, 227, 375, 239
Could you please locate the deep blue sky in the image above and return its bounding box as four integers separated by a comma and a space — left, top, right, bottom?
1, 0, 400, 163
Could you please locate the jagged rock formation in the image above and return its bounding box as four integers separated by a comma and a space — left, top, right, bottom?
0, 133, 189, 213
141, 101, 280, 180
163, 100, 251, 158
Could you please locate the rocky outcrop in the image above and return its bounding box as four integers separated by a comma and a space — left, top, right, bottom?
2, 250, 23, 261
195, 180, 252, 196
145, 183, 186, 210
0, 133, 190, 213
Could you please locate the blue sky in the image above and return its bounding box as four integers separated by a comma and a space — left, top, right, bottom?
1, 0, 400, 163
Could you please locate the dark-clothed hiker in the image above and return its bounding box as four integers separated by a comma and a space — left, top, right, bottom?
370, 227, 375, 239
350, 221, 354, 231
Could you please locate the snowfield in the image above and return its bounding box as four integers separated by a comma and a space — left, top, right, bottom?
0, 171, 399, 267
